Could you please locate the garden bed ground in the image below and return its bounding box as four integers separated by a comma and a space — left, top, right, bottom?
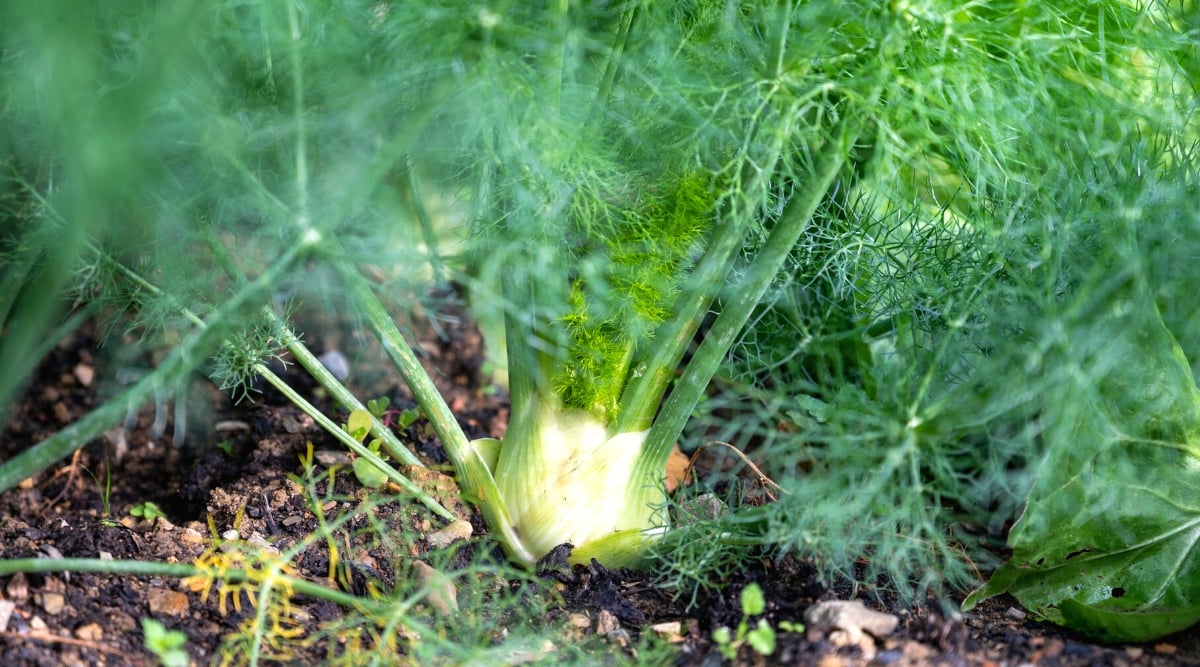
2, 304, 1198, 666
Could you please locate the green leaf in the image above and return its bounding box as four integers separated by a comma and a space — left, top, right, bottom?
396, 407, 420, 429
130, 501, 166, 522
352, 457, 389, 489
141, 618, 189, 667
778, 620, 804, 633
711, 626, 735, 660
746, 620, 776, 656
346, 409, 372, 443
367, 397, 389, 418
965, 297, 1200, 642
1060, 599, 1200, 645
740, 582, 766, 616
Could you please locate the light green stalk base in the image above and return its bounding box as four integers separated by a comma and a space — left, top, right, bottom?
494, 401, 659, 562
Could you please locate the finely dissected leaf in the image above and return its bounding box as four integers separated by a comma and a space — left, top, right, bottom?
965, 295, 1200, 642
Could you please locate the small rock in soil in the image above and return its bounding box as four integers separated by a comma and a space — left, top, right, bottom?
318, 350, 351, 381
0, 600, 14, 632
426, 519, 473, 548
805, 599, 899, 638
596, 608, 620, 635
649, 620, 685, 643
412, 561, 458, 615
74, 622, 103, 641
146, 588, 190, 617
567, 612, 591, 630
38, 592, 66, 615
4, 572, 27, 601
72, 364, 94, 387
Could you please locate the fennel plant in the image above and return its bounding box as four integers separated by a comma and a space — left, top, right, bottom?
0, 0, 887, 569
1, 1, 1199, 648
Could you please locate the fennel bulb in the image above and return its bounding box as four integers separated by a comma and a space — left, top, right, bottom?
491, 397, 661, 566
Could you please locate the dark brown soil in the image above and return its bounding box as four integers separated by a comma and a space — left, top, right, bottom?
2, 304, 1198, 666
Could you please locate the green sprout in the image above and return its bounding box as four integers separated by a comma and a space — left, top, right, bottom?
141, 618, 189, 667
344, 409, 390, 490
712, 583, 797, 660
130, 501, 167, 523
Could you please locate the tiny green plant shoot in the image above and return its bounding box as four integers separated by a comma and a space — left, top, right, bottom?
712, 583, 800, 660
141, 618, 189, 667
130, 501, 167, 523
344, 409, 390, 489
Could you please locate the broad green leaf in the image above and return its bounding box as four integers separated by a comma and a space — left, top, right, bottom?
1060, 598, 1200, 644
346, 409, 372, 442
741, 583, 766, 616
965, 296, 1200, 642
746, 620, 776, 656
352, 457, 389, 490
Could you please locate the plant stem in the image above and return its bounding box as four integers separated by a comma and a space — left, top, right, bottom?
404, 162, 445, 284
91, 236, 435, 495
764, 1, 794, 80
265, 313, 425, 468
590, 5, 638, 124
337, 260, 535, 564
0, 183, 90, 415
193, 228, 427, 470
0, 239, 314, 494
613, 217, 746, 436
255, 366, 456, 521
285, 0, 310, 232
0, 558, 372, 611
636, 115, 868, 486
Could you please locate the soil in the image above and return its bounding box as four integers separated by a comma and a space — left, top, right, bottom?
2, 299, 1198, 666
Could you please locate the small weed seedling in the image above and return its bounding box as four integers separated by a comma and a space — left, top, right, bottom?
81, 463, 119, 527
130, 501, 167, 522
368, 396, 420, 431
343, 409, 391, 489
141, 617, 189, 667
713, 583, 801, 660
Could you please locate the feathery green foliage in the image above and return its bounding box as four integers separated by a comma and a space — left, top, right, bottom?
1, 0, 1199, 651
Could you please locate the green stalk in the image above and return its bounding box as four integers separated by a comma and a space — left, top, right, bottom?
285, 0, 311, 233
404, 163, 445, 284
255, 367, 455, 521
635, 117, 867, 487
265, 312, 425, 468
496, 249, 564, 422
90, 238, 435, 501
0, 182, 90, 415
763, 0, 794, 80
0, 239, 37, 329
0, 238, 313, 494
0, 558, 197, 578
614, 137, 798, 436
0, 558, 372, 611
613, 215, 747, 435
590, 5, 638, 124
337, 260, 534, 564
194, 228, 426, 470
